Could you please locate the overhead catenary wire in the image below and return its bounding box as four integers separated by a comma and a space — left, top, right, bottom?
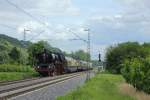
68, 29, 88, 43
5, 0, 89, 45
28, 30, 46, 41
5, 0, 67, 42
3, 0, 44, 41
4, 0, 81, 42
5, 0, 46, 26
0, 24, 17, 30
68, 27, 91, 80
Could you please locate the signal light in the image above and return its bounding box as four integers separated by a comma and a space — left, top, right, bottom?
99, 53, 101, 62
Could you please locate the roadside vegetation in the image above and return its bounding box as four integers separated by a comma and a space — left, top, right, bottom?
0, 64, 38, 81
0, 72, 38, 81
106, 42, 150, 94
0, 35, 38, 81
0, 64, 34, 72
57, 74, 135, 100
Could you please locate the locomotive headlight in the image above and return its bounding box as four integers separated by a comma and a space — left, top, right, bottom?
49, 66, 51, 69
37, 66, 40, 69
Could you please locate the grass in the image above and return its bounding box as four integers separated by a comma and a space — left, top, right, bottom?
57, 74, 135, 100
0, 72, 38, 81
0, 64, 39, 81
0, 64, 35, 72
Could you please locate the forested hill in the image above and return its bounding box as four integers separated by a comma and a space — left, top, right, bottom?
0, 34, 62, 64
0, 34, 90, 64
0, 34, 31, 48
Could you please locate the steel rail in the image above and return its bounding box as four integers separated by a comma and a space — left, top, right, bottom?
0, 77, 41, 86
0, 72, 84, 99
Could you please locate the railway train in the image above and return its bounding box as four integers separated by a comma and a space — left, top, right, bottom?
34, 49, 92, 76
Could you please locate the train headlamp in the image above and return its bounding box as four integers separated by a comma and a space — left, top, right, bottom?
49, 66, 51, 69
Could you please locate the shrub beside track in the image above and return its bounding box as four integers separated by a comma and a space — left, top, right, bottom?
0, 64, 38, 81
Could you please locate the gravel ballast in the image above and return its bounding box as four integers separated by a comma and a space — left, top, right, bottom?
10, 72, 94, 100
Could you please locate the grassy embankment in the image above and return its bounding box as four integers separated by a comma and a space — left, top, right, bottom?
57, 74, 136, 100
0, 64, 38, 81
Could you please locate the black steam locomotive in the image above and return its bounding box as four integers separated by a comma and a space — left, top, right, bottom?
34, 49, 91, 76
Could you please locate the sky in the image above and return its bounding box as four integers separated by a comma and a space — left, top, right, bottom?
0, 0, 150, 60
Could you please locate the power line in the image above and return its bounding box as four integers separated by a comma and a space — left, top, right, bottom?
5, 0, 90, 47
5, 0, 56, 42
4, 0, 84, 43
68, 29, 88, 43
68, 28, 91, 81
0, 24, 16, 30
28, 30, 45, 41
5, 0, 64, 42
5, 0, 46, 26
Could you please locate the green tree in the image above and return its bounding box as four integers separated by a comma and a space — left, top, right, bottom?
19, 49, 29, 65
9, 47, 20, 64
105, 42, 150, 93
0, 40, 12, 64
28, 41, 62, 65
28, 41, 45, 65
74, 50, 90, 61
105, 42, 148, 74
64, 50, 90, 61
0, 51, 9, 64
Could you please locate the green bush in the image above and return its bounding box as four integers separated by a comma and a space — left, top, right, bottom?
0, 64, 35, 72
121, 58, 150, 94
105, 42, 148, 74
105, 42, 150, 94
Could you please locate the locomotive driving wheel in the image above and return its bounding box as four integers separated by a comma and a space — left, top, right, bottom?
53, 67, 57, 76
52, 63, 57, 76
48, 71, 52, 76
48, 64, 55, 76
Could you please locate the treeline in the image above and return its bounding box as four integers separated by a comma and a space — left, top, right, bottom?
0, 34, 89, 66
28, 41, 62, 65
0, 39, 28, 64
105, 42, 150, 94
0, 40, 62, 65
64, 50, 90, 61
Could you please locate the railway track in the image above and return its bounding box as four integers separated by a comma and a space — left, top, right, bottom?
0, 72, 84, 100
0, 77, 41, 86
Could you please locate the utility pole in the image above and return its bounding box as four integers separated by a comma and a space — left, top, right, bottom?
69, 28, 91, 81
19, 28, 30, 65
23, 28, 30, 41
23, 28, 30, 48
85, 29, 91, 80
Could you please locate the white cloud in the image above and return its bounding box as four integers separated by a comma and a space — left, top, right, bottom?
85, 0, 150, 59
0, 0, 81, 41
28, 0, 80, 16
17, 20, 87, 42
0, 0, 80, 27
116, 0, 150, 14
88, 0, 150, 38
2, 0, 150, 59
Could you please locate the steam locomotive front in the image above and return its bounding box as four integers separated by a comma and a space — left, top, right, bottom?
35, 49, 55, 76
